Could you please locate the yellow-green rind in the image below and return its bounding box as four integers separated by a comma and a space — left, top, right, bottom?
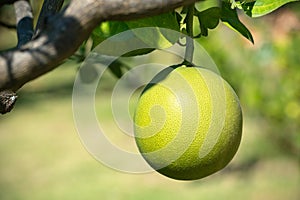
134, 66, 242, 180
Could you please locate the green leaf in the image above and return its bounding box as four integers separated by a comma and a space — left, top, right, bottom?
126, 12, 180, 49
91, 12, 180, 57
108, 60, 125, 78
221, 2, 254, 43
243, 0, 299, 17
195, 7, 221, 37
91, 21, 155, 57
91, 21, 130, 49
195, 0, 220, 12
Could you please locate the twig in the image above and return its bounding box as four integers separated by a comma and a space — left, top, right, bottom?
34, 0, 64, 37
184, 3, 195, 64
13, 0, 33, 47
0, 90, 17, 114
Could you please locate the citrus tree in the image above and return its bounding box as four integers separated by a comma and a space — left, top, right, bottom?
0, 0, 298, 114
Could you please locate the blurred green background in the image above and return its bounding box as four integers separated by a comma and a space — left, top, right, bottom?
0, 1, 299, 200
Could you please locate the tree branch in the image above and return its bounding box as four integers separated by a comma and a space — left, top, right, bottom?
13, 0, 33, 47
0, 0, 198, 114
34, 0, 64, 37
0, 90, 17, 114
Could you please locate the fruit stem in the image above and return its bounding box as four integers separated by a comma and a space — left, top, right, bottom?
184, 3, 195, 66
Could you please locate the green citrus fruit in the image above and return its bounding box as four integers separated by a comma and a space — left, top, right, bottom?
133, 65, 242, 180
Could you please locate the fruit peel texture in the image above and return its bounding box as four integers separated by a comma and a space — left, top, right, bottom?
134, 66, 243, 180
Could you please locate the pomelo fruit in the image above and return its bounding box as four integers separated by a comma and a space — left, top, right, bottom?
133, 65, 242, 180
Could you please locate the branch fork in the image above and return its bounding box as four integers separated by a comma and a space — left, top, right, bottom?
0, 0, 198, 114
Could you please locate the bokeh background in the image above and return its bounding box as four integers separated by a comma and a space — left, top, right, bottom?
0, 1, 299, 200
